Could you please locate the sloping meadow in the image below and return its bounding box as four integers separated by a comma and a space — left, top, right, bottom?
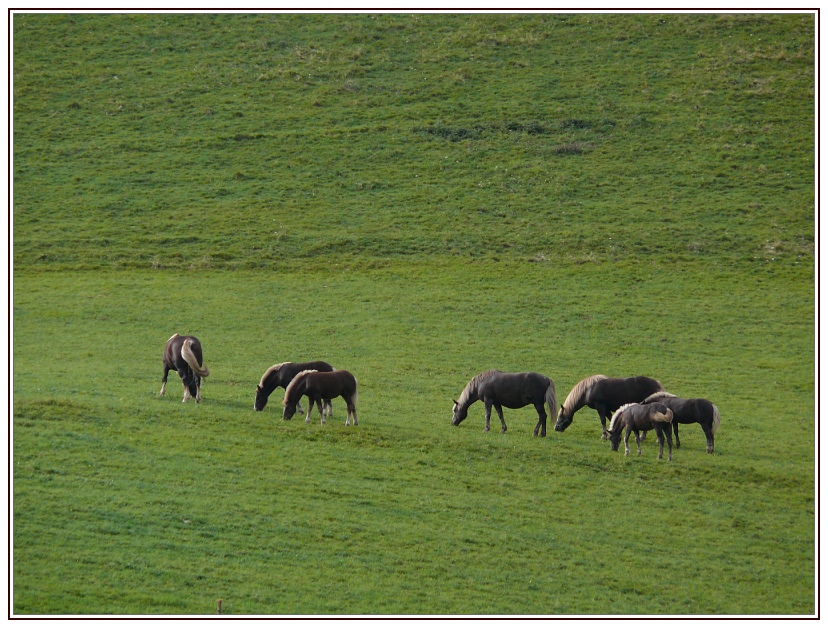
13, 12, 814, 616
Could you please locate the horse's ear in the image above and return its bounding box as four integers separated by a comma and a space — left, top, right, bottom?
452, 399, 458, 405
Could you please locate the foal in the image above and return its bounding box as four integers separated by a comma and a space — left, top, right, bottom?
283, 370, 359, 426
607, 403, 674, 460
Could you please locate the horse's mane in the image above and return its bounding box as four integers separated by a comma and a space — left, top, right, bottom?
608, 403, 637, 432
283, 369, 318, 404
562, 374, 608, 413
259, 362, 290, 388
457, 370, 503, 407
642, 391, 677, 404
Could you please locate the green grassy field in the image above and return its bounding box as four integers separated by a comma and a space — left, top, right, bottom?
13, 12, 815, 616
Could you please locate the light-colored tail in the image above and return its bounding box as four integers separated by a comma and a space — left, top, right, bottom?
712, 404, 721, 434
181, 338, 210, 377
653, 408, 673, 423
545, 378, 558, 420
350, 380, 358, 409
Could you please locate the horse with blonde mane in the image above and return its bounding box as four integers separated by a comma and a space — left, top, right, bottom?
255, 361, 334, 414
283, 369, 358, 426
607, 402, 674, 460
554, 375, 664, 439
451, 370, 558, 436
160, 334, 210, 403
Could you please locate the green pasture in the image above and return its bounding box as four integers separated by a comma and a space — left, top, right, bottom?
12, 12, 814, 616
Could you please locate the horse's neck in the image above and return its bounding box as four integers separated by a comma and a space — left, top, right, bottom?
459, 387, 479, 409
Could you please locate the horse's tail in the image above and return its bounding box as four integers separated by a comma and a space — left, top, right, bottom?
652, 406, 673, 423
711, 404, 721, 434
643, 391, 676, 404
545, 378, 558, 420
181, 338, 209, 378
284, 370, 317, 404
350, 378, 358, 408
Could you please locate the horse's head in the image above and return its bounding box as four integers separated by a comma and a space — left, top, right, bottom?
451, 400, 468, 426
608, 427, 622, 451
283, 402, 297, 421
554, 405, 572, 432
254, 385, 268, 411
186, 375, 199, 400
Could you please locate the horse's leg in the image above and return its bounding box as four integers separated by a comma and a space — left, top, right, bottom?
673, 422, 680, 449
304, 395, 314, 423
533, 402, 547, 437
664, 424, 673, 461
493, 404, 507, 434
317, 398, 326, 424
655, 425, 664, 460
596, 403, 609, 439
623, 426, 632, 456
195, 375, 202, 403
703, 423, 714, 453
296, 396, 305, 415
348, 398, 358, 426
634, 429, 643, 455
483, 398, 493, 432
324, 399, 333, 420
160, 365, 170, 396
178, 368, 192, 403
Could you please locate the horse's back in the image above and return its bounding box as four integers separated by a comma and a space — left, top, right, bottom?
591, 375, 662, 406
164, 334, 201, 366
480, 371, 549, 407
660, 396, 715, 424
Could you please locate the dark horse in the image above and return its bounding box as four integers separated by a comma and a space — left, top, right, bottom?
160, 334, 210, 403
283, 369, 358, 426
554, 375, 664, 439
255, 361, 334, 414
451, 370, 558, 436
608, 402, 674, 460
642, 391, 721, 453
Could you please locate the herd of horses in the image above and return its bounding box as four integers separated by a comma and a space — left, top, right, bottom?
161, 334, 721, 459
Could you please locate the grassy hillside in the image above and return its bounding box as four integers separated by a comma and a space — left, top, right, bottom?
14, 12, 813, 270
12, 12, 815, 616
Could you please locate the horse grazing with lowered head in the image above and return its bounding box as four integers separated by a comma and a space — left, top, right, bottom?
451, 370, 558, 436
161, 334, 210, 403
554, 375, 664, 439
642, 391, 721, 453
255, 361, 334, 416
608, 402, 674, 460
283, 369, 358, 426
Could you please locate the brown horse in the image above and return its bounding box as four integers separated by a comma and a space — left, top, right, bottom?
283, 370, 358, 426
160, 334, 210, 403
607, 402, 674, 460
451, 370, 558, 436
554, 375, 664, 439
642, 392, 721, 453
255, 361, 334, 414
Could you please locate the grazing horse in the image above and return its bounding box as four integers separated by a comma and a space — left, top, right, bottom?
451, 370, 558, 436
255, 361, 334, 416
642, 392, 721, 453
283, 369, 358, 426
608, 402, 674, 460
554, 375, 664, 439
160, 334, 210, 403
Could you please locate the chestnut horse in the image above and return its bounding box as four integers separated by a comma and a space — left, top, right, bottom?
255, 361, 334, 415
554, 375, 664, 439
160, 334, 210, 403
451, 370, 558, 436
607, 402, 674, 460
283, 370, 358, 426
